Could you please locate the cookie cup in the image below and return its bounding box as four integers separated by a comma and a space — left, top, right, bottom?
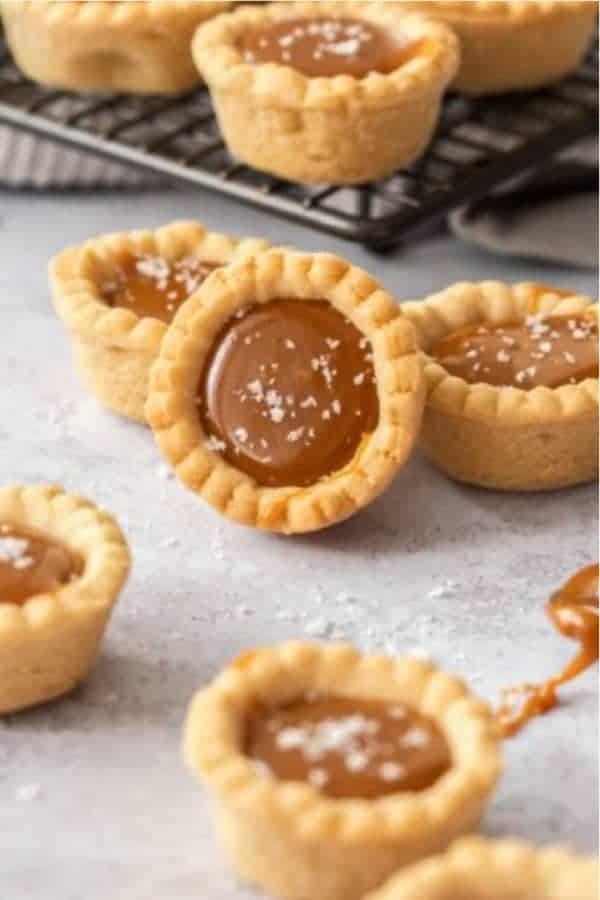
0, 483, 130, 715
146, 249, 426, 534
1, 0, 232, 94
50, 221, 270, 423
395, 0, 597, 95
184, 642, 503, 900
365, 836, 599, 900
403, 282, 598, 491
192, 1, 459, 184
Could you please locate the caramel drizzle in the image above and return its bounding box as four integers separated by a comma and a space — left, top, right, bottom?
497, 564, 599, 738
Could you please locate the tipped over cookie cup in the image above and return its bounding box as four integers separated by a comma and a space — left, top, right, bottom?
49, 221, 270, 424
183, 642, 503, 900
393, 0, 598, 95
364, 836, 599, 900
146, 248, 425, 534
1, 0, 232, 95
403, 282, 598, 492
192, 1, 459, 184
0, 483, 130, 715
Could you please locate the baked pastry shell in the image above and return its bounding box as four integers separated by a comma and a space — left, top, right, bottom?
184, 642, 503, 900
49, 220, 270, 423
146, 248, 426, 534
402, 282, 598, 491
364, 836, 599, 900
192, 1, 460, 184
394, 0, 598, 95
1, 0, 232, 95
0, 483, 130, 715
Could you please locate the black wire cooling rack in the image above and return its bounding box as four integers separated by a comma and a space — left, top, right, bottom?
0, 34, 597, 250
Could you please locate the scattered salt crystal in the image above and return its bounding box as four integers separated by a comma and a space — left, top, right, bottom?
308, 768, 329, 789
426, 581, 458, 600
235, 604, 254, 618
205, 435, 226, 453
0, 536, 30, 566
305, 618, 333, 638
400, 727, 430, 749
345, 750, 369, 772
379, 762, 405, 782
16, 783, 42, 802
254, 760, 272, 779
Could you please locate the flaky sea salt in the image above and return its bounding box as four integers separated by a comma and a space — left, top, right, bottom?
16, 783, 42, 802
0, 536, 31, 567
379, 762, 406, 782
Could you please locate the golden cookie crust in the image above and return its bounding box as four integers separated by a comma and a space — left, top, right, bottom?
393, 0, 597, 95
402, 282, 598, 492
0, 483, 130, 715
192, 1, 460, 184
1, 0, 232, 95
183, 642, 502, 900
146, 248, 426, 534
365, 836, 599, 900
49, 220, 271, 423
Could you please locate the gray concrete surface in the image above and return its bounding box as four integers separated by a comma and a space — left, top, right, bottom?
0, 186, 597, 900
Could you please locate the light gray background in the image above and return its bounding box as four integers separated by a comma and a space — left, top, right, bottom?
0, 185, 597, 900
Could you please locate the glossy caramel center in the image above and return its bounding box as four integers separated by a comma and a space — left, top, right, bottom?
0, 523, 83, 606
431, 314, 598, 389
246, 694, 452, 799
198, 298, 379, 488
238, 17, 425, 79
99, 253, 220, 323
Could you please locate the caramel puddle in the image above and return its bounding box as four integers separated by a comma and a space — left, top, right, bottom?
497, 564, 599, 738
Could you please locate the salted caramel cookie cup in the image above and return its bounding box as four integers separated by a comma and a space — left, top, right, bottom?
50, 221, 270, 423
393, 1, 598, 96
402, 282, 598, 492
364, 836, 599, 900
146, 249, 425, 534
183, 642, 502, 900
0, 483, 130, 715
192, 2, 459, 185
1, 0, 232, 95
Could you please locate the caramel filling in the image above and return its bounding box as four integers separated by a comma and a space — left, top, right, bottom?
198, 298, 379, 488
99, 253, 220, 323
0, 523, 83, 606
497, 564, 599, 737
246, 694, 452, 799
238, 17, 426, 79
430, 314, 598, 389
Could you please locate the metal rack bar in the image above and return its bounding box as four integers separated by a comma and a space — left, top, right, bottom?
0, 33, 596, 250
